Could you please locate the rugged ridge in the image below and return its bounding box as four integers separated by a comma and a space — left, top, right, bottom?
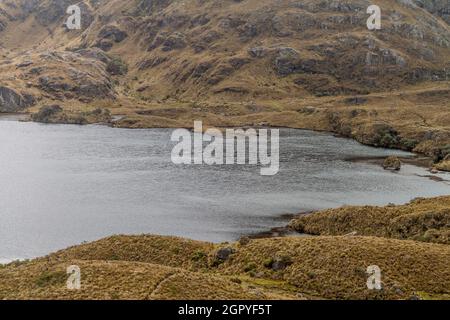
0, 0, 448, 100
0, 0, 449, 167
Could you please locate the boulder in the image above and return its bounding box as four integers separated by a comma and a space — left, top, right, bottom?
264, 253, 293, 271
215, 247, 235, 261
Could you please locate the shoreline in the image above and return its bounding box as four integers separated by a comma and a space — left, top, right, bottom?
1, 115, 449, 260
1, 111, 448, 172
0, 112, 437, 160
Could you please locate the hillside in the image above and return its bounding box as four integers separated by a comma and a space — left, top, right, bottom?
1, 232, 449, 300
0, 0, 449, 166
1, 196, 449, 300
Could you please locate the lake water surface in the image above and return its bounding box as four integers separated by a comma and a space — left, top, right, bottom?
1, 119, 450, 261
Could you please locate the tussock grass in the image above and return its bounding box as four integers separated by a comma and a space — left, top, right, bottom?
290, 196, 450, 244
1, 232, 449, 300
51, 235, 214, 270
217, 236, 450, 300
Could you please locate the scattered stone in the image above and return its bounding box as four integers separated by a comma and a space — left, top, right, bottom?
215, 247, 235, 261
238, 236, 251, 246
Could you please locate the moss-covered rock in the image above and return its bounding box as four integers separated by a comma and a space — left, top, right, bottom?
383, 156, 402, 171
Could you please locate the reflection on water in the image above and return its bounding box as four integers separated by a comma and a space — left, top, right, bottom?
1, 120, 449, 260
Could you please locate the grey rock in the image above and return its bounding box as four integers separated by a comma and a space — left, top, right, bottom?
0, 86, 35, 112
215, 247, 235, 261
271, 255, 293, 271
31, 105, 63, 123
94, 39, 114, 52
98, 25, 128, 43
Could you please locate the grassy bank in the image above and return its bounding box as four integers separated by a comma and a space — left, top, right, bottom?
1, 224, 449, 299
289, 196, 450, 245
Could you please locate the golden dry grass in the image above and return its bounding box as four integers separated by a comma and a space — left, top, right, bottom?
1, 232, 449, 300
52, 235, 214, 270
0, 259, 289, 300
436, 160, 450, 171
290, 196, 450, 244
218, 236, 450, 300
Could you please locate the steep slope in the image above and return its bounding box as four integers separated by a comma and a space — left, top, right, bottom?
0, 0, 449, 164
1, 0, 449, 100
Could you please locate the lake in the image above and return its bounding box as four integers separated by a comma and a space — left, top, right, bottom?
1, 118, 450, 262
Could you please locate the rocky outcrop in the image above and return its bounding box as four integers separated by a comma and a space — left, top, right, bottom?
273, 47, 302, 76
31, 104, 63, 122
31, 105, 112, 125
413, 0, 450, 24
98, 25, 128, 43
0, 86, 35, 112
0, 0, 448, 105
95, 25, 128, 50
